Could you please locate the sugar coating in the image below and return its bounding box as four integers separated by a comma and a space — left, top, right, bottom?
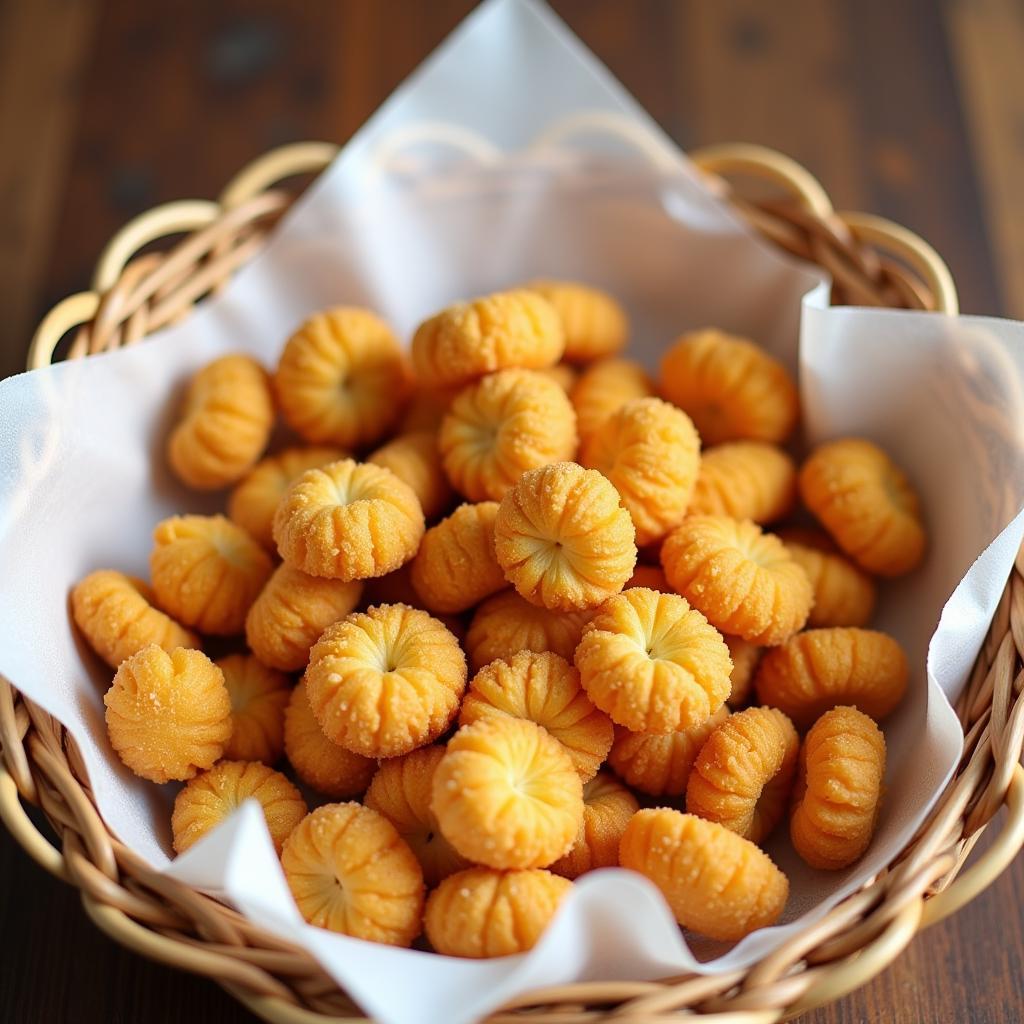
570, 357, 653, 440
780, 532, 877, 628
688, 442, 797, 524
550, 772, 639, 879
217, 653, 290, 764
526, 280, 628, 363
168, 354, 275, 490
368, 430, 454, 521
281, 802, 424, 946
724, 634, 762, 707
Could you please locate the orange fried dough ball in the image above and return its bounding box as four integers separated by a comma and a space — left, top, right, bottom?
799, 438, 926, 577
688, 442, 796, 524
432, 716, 584, 869
172, 760, 306, 855
168, 354, 274, 490
439, 369, 578, 502
425, 867, 572, 958
725, 634, 762, 707
363, 746, 470, 886
412, 288, 564, 390
104, 646, 231, 783
305, 604, 467, 758
550, 772, 639, 878
619, 808, 788, 941
575, 588, 732, 734
272, 459, 425, 581
581, 397, 701, 546
527, 280, 628, 363
780, 531, 876, 628
659, 329, 798, 445
217, 653, 290, 764
245, 564, 363, 672
570, 357, 654, 440
494, 462, 637, 611
71, 569, 199, 669
409, 502, 507, 614
150, 515, 273, 636
686, 706, 799, 844
368, 430, 453, 521
281, 802, 424, 946
273, 307, 410, 448
459, 651, 614, 782
754, 627, 908, 728
661, 515, 812, 646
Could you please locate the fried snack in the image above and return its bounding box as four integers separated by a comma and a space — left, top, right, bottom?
660, 515, 812, 646
581, 397, 701, 546
607, 705, 729, 797
685, 706, 799, 844
688, 442, 797, 524
171, 760, 306, 855
550, 772, 639, 878
438, 368, 578, 502
424, 867, 572, 958
168, 354, 275, 490
725, 634, 762, 707
412, 289, 564, 390
539, 362, 578, 392
799, 438, 926, 577
626, 565, 670, 591
272, 459, 425, 581
364, 746, 470, 886
273, 307, 411, 448
305, 604, 466, 758
228, 446, 344, 550
409, 502, 507, 613
104, 646, 231, 783
368, 430, 454, 521
71, 569, 199, 669
791, 706, 886, 869
575, 588, 732, 734
619, 808, 789, 941
217, 653, 290, 764
527, 280, 628, 363
283, 681, 375, 798
494, 462, 636, 611
281, 802, 424, 946
570, 357, 654, 440
432, 716, 584, 869
245, 564, 363, 672
780, 532, 876, 628
150, 515, 273, 635
754, 627, 908, 728
465, 590, 592, 672
459, 651, 614, 782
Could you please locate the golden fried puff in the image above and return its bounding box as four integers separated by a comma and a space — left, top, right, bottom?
799, 438, 926, 577
570, 357, 654, 440
245, 564, 363, 672
104, 646, 231, 783
71, 569, 199, 669
725, 634, 762, 707
409, 502, 507, 614
465, 590, 592, 673
281, 802, 424, 946
659, 330, 799, 445
685, 706, 799, 844
660, 515, 812, 646
172, 760, 306, 855
780, 531, 876, 628
550, 772, 639, 879
283, 681, 375, 798
790, 706, 886, 869
168, 354, 275, 490
363, 746, 470, 886
150, 515, 272, 636
438, 369, 578, 503
305, 604, 467, 758
228, 446, 344, 550
412, 289, 564, 390
619, 808, 788, 941
459, 651, 614, 782
273, 307, 411, 449
688, 442, 797, 524
754, 627, 908, 728
526, 280, 628, 363
217, 653, 290, 764
494, 462, 637, 611
432, 716, 584, 869
272, 459, 425, 581
575, 588, 732, 734
368, 430, 453, 521
424, 867, 572, 958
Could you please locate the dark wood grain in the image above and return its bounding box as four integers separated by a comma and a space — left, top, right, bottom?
1, 1, 1022, 1022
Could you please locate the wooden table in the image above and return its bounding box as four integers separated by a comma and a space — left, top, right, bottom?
1, 1, 1022, 1021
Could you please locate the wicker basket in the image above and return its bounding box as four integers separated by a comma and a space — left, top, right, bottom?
3, 140, 1022, 1023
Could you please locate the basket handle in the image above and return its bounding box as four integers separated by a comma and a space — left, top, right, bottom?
0, 765, 68, 881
